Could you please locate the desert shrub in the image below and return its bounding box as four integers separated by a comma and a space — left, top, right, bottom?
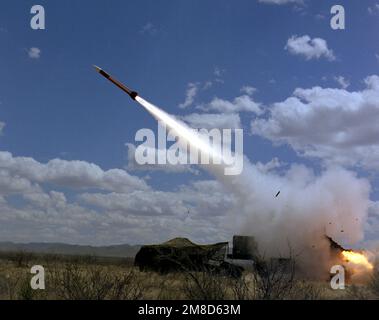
108, 269, 143, 300
230, 275, 252, 300
369, 268, 379, 298
0, 273, 20, 299
348, 284, 372, 300
182, 269, 229, 300
10, 251, 34, 268
51, 264, 112, 299
50, 263, 143, 300
17, 275, 34, 300
289, 280, 323, 300
0, 274, 8, 297
251, 256, 296, 300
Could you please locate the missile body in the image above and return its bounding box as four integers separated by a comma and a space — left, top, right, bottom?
93, 65, 138, 100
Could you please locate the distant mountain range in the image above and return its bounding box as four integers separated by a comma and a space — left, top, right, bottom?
0, 242, 141, 258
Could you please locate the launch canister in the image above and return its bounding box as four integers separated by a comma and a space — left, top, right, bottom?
93, 65, 138, 100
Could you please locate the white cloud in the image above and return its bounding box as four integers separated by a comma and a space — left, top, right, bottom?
125, 143, 200, 174
252, 75, 379, 169
0, 149, 235, 244
255, 157, 285, 173
214, 66, 225, 77
199, 95, 262, 114
315, 13, 326, 20
179, 82, 199, 109
0, 122, 5, 135
0, 169, 38, 195
182, 113, 241, 129
285, 35, 335, 61
0, 151, 149, 192
258, 0, 302, 4
368, 4, 379, 15
140, 22, 157, 35
240, 86, 257, 96
79, 180, 235, 219
334, 76, 350, 89
28, 47, 41, 59
0, 140, 374, 250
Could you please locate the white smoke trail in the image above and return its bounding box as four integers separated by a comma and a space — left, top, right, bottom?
135, 96, 372, 278
136, 96, 227, 167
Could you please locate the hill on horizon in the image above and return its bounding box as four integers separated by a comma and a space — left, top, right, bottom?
0, 241, 141, 258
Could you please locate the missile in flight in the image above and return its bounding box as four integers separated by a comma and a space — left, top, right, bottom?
93, 65, 138, 100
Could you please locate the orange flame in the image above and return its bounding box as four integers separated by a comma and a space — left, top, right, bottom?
341, 250, 373, 270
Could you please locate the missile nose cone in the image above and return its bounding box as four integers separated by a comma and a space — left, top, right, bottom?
93, 65, 102, 73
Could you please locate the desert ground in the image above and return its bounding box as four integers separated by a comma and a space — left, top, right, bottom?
0, 251, 378, 300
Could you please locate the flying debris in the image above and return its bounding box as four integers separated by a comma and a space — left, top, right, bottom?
275, 191, 281, 197
93, 65, 138, 100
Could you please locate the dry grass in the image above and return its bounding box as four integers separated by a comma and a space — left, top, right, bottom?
0, 251, 376, 300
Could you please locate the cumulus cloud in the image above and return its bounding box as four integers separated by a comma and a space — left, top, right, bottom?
80, 180, 234, 218
368, 4, 379, 15
182, 113, 241, 129
285, 35, 335, 61
0, 122, 5, 135
0, 170, 38, 195
28, 47, 41, 59
252, 75, 379, 169
179, 83, 199, 109
0, 149, 236, 244
199, 95, 262, 114
240, 86, 257, 96
125, 143, 200, 174
334, 76, 350, 89
0, 151, 149, 192
0, 134, 375, 258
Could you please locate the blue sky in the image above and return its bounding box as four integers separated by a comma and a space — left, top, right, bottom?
0, 0, 379, 247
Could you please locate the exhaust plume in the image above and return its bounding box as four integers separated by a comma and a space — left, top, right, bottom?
135, 96, 372, 278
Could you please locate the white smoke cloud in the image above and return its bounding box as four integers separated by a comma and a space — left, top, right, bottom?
208, 157, 371, 277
